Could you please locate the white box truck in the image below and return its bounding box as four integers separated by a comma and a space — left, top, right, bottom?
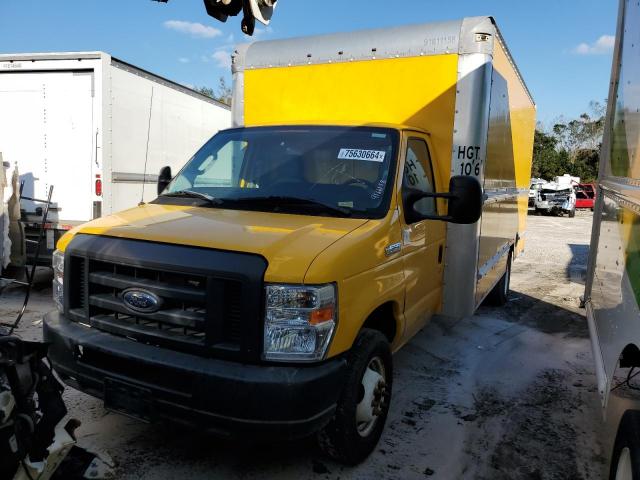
0, 52, 231, 264
584, 0, 640, 477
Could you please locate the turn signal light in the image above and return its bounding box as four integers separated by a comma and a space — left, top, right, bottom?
310, 306, 335, 325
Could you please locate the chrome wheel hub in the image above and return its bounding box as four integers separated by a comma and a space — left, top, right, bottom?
356, 356, 387, 437
616, 447, 633, 480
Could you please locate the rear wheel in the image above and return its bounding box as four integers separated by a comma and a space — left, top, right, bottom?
317, 329, 392, 465
485, 252, 512, 306
610, 411, 640, 479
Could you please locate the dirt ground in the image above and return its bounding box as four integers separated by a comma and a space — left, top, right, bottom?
0, 210, 608, 479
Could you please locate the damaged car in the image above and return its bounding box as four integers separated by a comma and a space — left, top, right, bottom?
534, 182, 577, 217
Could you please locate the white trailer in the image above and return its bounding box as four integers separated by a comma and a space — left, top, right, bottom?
584, 0, 640, 477
0, 52, 231, 263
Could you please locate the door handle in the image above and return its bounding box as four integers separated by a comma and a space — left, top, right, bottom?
385, 242, 402, 257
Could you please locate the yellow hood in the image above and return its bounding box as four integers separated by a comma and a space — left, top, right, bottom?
58, 204, 368, 283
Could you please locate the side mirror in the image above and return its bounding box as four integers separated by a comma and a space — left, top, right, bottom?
405, 175, 483, 224
157, 166, 172, 195
446, 175, 483, 224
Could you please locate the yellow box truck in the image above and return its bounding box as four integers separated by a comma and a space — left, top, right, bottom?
43, 16, 535, 463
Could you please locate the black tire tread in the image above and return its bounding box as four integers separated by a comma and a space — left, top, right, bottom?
317, 329, 392, 465
610, 410, 640, 480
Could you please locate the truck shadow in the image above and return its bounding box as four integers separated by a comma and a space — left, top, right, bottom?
567, 243, 589, 285
89, 411, 352, 479
479, 288, 588, 339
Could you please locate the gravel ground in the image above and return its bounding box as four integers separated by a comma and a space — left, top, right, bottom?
0, 210, 607, 479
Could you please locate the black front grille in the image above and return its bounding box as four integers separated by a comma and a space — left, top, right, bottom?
65, 235, 268, 362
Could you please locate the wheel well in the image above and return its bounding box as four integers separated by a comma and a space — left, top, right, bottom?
361, 302, 397, 343
620, 344, 640, 368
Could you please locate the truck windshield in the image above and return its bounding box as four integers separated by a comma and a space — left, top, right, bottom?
157, 126, 399, 218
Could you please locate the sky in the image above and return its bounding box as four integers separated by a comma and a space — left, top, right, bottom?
0, 0, 618, 126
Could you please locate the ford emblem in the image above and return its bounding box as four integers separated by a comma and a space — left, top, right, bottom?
122, 289, 162, 314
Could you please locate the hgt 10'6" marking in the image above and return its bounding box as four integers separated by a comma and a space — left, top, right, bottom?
457, 145, 482, 176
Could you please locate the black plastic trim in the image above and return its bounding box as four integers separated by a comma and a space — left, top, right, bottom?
89, 271, 206, 303
63, 234, 267, 362
44, 311, 347, 438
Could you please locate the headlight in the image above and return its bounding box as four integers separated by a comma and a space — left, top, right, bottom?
264, 284, 337, 362
52, 250, 64, 312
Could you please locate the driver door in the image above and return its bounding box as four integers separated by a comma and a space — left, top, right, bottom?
399, 134, 446, 340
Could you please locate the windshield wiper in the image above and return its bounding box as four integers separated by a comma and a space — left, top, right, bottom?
227, 196, 353, 217
160, 190, 223, 205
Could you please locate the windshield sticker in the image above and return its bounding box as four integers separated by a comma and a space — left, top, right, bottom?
371, 174, 388, 200
338, 148, 386, 162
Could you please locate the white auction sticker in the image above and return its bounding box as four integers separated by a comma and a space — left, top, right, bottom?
338, 148, 386, 162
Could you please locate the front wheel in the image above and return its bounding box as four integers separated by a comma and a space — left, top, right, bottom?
569, 209, 576, 218
317, 329, 392, 465
610, 411, 640, 479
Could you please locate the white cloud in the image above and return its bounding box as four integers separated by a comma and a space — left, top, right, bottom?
574, 35, 615, 55
164, 20, 222, 39
212, 50, 232, 68
178, 57, 190, 64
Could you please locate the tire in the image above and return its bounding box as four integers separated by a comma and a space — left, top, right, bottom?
569, 209, 576, 218
485, 252, 512, 306
317, 329, 393, 465
609, 411, 640, 480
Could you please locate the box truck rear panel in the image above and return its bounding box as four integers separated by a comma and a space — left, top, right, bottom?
475, 38, 535, 303
0, 69, 96, 222
491, 39, 537, 257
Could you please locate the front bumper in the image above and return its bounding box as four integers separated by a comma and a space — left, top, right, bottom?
536, 203, 572, 213
44, 311, 347, 439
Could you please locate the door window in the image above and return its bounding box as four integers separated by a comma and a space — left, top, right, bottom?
402, 138, 437, 221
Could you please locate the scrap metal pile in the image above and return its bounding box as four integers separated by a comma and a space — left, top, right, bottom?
0, 337, 111, 479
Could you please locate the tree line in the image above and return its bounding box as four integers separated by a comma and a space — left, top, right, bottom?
532, 101, 605, 183
196, 77, 232, 105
